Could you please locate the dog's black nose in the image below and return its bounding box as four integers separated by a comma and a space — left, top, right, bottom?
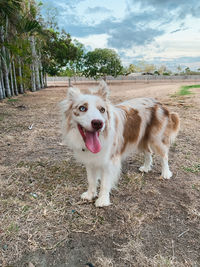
91, 120, 103, 130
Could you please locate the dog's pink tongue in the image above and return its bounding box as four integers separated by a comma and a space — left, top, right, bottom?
85, 131, 101, 153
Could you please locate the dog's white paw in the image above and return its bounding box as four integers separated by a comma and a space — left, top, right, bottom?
162, 170, 173, 179
139, 165, 152, 173
95, 197, 110, 207
81, 191, 96, 201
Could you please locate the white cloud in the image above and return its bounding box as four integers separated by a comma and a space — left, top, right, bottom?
76, 34, 109, 51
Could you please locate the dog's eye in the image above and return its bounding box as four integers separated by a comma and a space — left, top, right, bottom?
100, 107, 105, 113
79, 106, 87, 112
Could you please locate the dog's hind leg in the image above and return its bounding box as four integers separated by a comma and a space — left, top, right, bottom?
81, 166, 99, 201
161, 152, 172, 179
139, 151, 153, 173
152, 141, 172, 179
95, 158, 121, 207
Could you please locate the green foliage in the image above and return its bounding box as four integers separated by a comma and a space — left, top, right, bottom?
163, 72, 170, 76
41, 29, 79, 76
58, 40, 85, 77
0, 0, 22, 26
154, 70, 160, 75
126, 64, 137, 74
83, 48, 123, 79
17, 17, 41, 34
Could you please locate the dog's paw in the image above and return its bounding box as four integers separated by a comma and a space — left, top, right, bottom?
95, 197, 110, 207
162, 170, 173, 179
139, 165, 152, 173
81, 191, 96, 201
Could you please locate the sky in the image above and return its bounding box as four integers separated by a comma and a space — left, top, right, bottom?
40, 0, 200, 71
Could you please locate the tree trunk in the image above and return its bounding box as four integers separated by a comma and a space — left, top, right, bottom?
0, 69, 4, 100
18, 57, 24, 94
0, 68, 6, 99
38, 50, 44, 88
0, 26, 11, 98
44, 73, 47, 87
9, 55, 14, 96
0, 82, 4, 100
12, 60, 18, 95
39, 61, 44, 88
30, 64, 36, 92
35, 61, 41, 90
30, 35, 41, 90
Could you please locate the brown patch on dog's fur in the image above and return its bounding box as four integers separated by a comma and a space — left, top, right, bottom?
102, 104, 110, 138
139, 104, 163, 151
73, 111, 80, 116
103, 111, 109, 138
119, 105, 141, 154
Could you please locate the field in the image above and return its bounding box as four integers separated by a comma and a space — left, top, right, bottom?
0, 80, 200, 267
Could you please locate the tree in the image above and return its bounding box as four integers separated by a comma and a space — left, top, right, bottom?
83, 48, 123, 79
0, 0, 46, 98
185, 67, 191, 74
127, 64, 137, 74
0, 0, 79, 99
41, 29, 78, 77
143, 63, 156, 73
158, 65, 167, 75
59, 40, 85, 85
177, 65, 182, 73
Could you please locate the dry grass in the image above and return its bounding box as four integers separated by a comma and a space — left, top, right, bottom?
0, 81, 200, 266
117, 239, 198, 267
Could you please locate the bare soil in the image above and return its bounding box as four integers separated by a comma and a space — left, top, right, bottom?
0, 80, 200, 267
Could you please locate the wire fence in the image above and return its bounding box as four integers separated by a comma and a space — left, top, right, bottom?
47, 75, 200, 83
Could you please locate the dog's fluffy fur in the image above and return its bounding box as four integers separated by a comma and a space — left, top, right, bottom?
60, 81, 180, 207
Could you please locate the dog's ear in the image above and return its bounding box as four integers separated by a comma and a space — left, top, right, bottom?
96, 80, 109, 100
67, 87, 81, 101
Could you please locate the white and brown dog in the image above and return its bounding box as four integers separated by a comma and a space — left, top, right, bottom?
60, 81, 180, 207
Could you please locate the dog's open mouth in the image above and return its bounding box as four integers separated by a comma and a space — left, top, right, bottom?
78, 124, 101, 153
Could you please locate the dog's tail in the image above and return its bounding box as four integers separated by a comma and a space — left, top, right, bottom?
169, 112, 180, 143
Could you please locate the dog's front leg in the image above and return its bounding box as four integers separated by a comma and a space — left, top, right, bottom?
81, 166, 99, 201
95, 159, 121, 207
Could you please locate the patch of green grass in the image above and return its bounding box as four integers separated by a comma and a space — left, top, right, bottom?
178, 84, 200, 96
7, 223, 19, 234
183, 164, 200, 174
7, 98, 19, 102
22, 205, 31, 212
171, 84, 200, 97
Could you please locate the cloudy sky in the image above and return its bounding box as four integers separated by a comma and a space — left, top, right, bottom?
40, 0, 200, 71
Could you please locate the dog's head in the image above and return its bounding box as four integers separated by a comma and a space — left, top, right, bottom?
63, 80, 110, 153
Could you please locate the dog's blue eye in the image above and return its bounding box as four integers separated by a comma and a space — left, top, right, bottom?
79, 106, 87, 112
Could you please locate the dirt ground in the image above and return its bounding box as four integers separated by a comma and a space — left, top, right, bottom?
0, 80, 200, 267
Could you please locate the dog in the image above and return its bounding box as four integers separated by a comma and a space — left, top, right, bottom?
60, 81, 180, 207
